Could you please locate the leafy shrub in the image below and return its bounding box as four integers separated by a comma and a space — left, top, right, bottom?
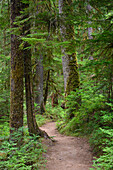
0, 120, 9, 137
57, 90, 106, 134
0, 114, 48, 170
45, 100, 65, 120
90, 128, 113, 170
91, 146, 113, 170
57, 116, 82, 136
0, 132, 46, 170
65, 91, 81, 119
35, 114, 49, 127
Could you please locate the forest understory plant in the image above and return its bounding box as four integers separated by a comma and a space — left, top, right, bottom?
0, 115, 48, 170
0, 132, 46, 170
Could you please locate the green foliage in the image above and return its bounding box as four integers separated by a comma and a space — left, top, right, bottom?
90, 128, 113, 153
0, 0, 10, 119
0, 113, 48, 170
35, 114, 49, 127
91, 148, 113, 170
56, 79, 113, 168
0, 120, 9, 137
57, 88, 106, 133
0, 131, 46, 170
90, 128, 113, 170
57, 116, 81, 136
45, 99, 65, 120
0, 0, 113, 169
23, 112, 49, 127
65, 91, 81, 119
0, 54, 10, 118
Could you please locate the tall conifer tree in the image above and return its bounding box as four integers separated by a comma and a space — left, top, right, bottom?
59, 0, 80, 94
10, 0, 24, 141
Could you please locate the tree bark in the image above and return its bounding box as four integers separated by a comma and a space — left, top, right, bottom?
24, 45, 38, 135
24, 47, 50, 138
35, 53, 45, 114
22, 1, 49, 137
44, 70, 50, 105
22, 1, 40, 136
10, 0, 24, 142
51, 92, 58, 107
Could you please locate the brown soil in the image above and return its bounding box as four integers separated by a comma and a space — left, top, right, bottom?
40, 122, 93, 170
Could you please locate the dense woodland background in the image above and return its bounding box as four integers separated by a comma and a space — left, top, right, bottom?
0, 0, 113, 169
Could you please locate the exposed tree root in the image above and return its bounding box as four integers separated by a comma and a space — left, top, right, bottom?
38, 129, 56, 142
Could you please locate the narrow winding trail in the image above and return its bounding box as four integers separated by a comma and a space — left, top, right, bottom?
40, 122, 93, 170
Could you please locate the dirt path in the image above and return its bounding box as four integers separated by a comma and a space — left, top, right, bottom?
40, 122, 93, 170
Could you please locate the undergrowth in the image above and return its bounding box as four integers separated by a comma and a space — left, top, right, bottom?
90, 128, 113, 170
0, 114, 48, 170
0, 133, 46, 169
35, 114, 49, 126
45, 99, 65, 121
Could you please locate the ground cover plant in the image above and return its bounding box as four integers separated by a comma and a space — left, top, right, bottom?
0, 115, 48, 170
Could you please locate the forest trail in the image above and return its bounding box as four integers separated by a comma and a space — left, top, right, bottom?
40, 122, 93, 170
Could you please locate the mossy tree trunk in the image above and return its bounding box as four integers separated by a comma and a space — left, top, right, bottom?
22, 2, 41, 136
24, 44, 48, 136
31, 3, 45, 114
10, 0, 24, 142
24, 45, 37, 135
59, 0, 80, 94
59, 0, 80, 118
23, 1, 48, 137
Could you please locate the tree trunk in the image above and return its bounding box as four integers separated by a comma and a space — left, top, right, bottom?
59, 0, 80, 94
51, 92, 58, 107
86, 2, 94, 60
24, 47, 49, 137
22, 1, 49, 137
24, 45, 38, 135
35, 53, 45, 114
59, 0, 80, 118
22, 1, 41, 136
44, 70, 50, 105
10, 0, 24, 143
87, 4, 93, 40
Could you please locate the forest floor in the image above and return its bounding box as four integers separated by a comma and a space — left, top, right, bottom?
40, 122, 93, 170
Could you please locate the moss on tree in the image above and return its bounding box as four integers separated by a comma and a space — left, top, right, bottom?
66, 53, 80, 94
